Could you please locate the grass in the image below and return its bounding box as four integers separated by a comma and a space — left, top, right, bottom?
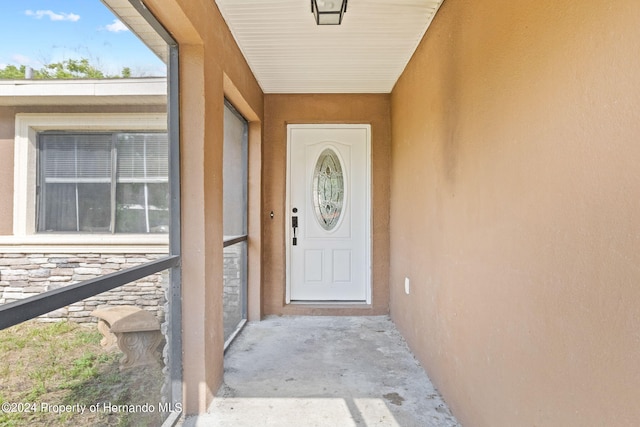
0, 320, 165, 427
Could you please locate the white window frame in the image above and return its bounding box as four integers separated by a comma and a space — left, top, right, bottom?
7, 113, 168, 252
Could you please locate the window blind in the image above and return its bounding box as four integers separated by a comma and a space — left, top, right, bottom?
117, 133, 168, 182
40, 134, 112, 182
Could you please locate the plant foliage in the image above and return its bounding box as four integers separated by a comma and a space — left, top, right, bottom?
0, 58, 132, 80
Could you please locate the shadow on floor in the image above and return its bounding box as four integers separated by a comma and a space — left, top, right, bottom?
182, 316, 460, 427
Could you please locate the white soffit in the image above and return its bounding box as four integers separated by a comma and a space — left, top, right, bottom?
102, 0, 168, 63
215, 0, 444, 94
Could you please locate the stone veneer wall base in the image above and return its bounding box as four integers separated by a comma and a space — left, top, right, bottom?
0, 253, 168, 323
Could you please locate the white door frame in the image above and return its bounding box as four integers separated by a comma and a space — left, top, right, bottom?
285, 124, 371, 304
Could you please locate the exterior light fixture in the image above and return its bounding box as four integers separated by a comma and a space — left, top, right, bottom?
311, 0, 347, 25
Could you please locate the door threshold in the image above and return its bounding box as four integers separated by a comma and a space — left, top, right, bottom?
284, 301, 375, 316
289, 300, 368, 305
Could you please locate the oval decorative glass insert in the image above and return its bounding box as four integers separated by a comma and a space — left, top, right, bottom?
312, 148, 344, 230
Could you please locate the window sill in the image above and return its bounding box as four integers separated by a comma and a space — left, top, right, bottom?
0, 234, 169, 254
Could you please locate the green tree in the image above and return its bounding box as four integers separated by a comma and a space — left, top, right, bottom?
0, 65, 27, 79
38, 58, 106, 79
0, 58, 133, 80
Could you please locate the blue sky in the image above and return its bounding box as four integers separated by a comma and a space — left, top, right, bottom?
0, 0, 166, 76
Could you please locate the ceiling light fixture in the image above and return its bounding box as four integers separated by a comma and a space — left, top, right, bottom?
311, 0, 347, 25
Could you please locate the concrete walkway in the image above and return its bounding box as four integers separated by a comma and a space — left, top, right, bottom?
182, 316, 460, 427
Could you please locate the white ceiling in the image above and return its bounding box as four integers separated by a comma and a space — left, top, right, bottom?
215, 0, 444, 94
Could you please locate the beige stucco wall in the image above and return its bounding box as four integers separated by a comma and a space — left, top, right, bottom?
0, 108, 15, 235
263, 94, 391, 316
390, 0, 640, 425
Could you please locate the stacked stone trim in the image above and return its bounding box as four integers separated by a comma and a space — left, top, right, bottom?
0, 253, 168, 323
223, 244, 244, 340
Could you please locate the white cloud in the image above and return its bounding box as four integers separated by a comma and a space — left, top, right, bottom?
11, 54, 35, 66
25, 10, 80, 22
105, 19, 129, 33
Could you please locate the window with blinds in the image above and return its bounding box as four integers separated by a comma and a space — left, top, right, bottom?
37, 132, 169, 233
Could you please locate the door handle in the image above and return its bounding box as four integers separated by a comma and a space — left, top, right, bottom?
292, 214, 298, 246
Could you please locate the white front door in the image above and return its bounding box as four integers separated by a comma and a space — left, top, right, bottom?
287, 125, 370, 302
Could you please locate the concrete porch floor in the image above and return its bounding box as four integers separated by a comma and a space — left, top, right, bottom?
182, 316, 460, 427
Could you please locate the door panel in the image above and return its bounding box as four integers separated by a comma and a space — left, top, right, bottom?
304, 250, 324, 282
332, 250, 352, 282
287, 125, 370, 302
